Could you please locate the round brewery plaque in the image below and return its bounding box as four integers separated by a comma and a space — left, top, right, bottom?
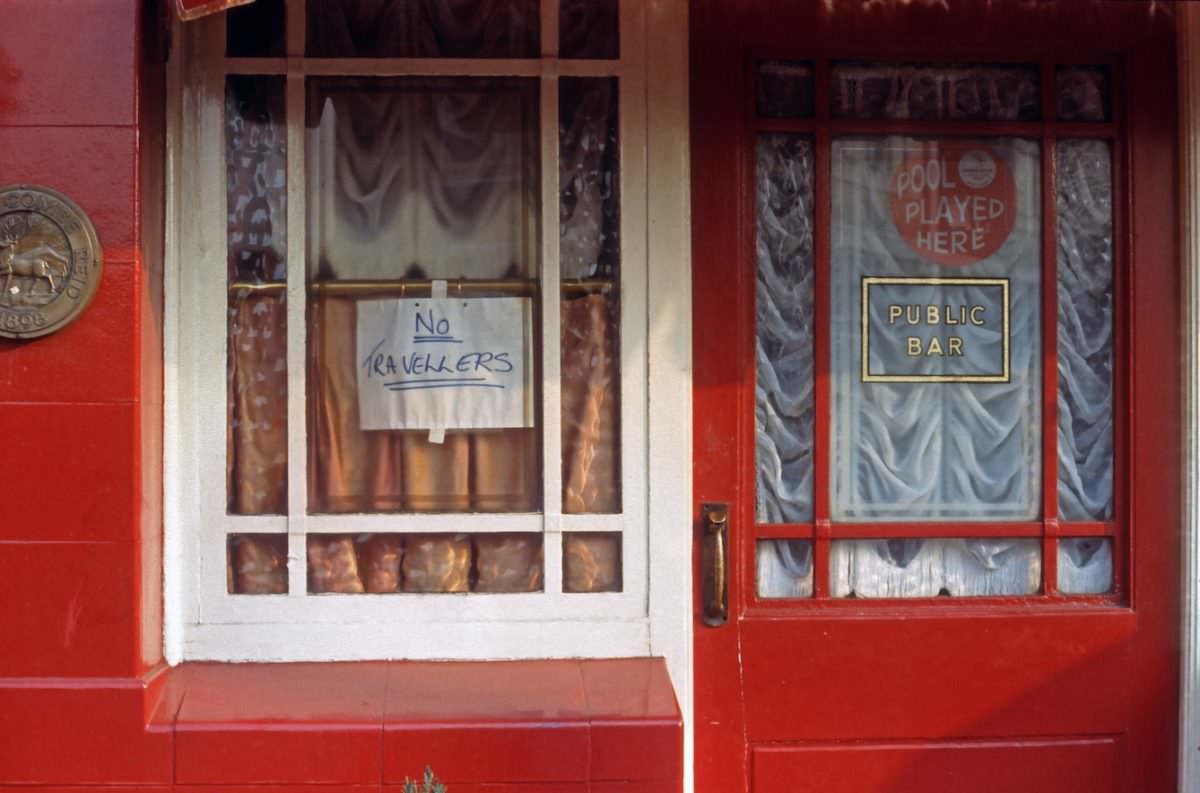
0, 184, 103, 339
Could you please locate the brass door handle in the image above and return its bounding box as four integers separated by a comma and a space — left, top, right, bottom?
702, 503, 729, 626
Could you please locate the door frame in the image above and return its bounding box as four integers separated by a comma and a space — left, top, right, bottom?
690, 3, 1181, 792
1177, 9, 1200, 793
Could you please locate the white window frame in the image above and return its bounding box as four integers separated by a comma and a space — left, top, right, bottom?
164, 0, 662, 662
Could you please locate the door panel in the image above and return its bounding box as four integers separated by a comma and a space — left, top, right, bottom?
691, 2, 1178, 792
751, 739, 1117, 793
739, 614, 1133, 740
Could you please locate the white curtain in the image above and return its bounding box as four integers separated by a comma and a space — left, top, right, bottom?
755, 135, 816, 524
306, 76, 537, 281
1056, 139, 1114, 521
829, 137, 1042, 522
830, 539, 1041, 598
757, 540, 813, 598
1057, 537, 1112, 594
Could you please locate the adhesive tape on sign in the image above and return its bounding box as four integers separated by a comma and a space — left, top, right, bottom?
889, 144, 1017, 267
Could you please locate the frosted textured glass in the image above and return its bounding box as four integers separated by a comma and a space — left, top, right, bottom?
831, 63, 1039, 121
755, 135, 815, 523
226, 76, 288, 516
831, 538, 1041, 598
1057, 140, 1114, 521
303, 533, 543, 594
757, 61, 815, 119
560, 77, 621, 514
559, 0, 618, 59
1056, 66, 1110, 123
226, 76, 287, 283
1058, 537, 1113, 594
756, 540, 813, 598
563, 533, 622, 593
228, 534, 288, 594
227, 0, 284, 57
830, 138, 1041, 521
560, 78, 619, 280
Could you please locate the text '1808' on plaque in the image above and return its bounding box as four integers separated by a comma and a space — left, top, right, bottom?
861, 276, 1010, 383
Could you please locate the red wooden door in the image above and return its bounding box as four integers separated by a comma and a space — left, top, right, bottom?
691, 3, 1179, 792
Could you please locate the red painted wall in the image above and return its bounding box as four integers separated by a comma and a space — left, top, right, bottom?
0, 0, 172, 783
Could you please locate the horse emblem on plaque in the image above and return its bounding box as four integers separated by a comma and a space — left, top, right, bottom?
0, 185, 103, 339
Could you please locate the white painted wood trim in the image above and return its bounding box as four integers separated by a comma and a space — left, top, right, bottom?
1180, 8, 1200, 792
536, 0, 566, 598
284, 54, 310, 601
162, 10, 188, 666
184, 618, 651, 662
642, 0, 694, 791
618, 0, 651, 631
165, 0, 669, 663
176, 13, 231, 639
538, 41, 565, 547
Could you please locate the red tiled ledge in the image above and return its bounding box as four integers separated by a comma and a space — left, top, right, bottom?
150, 658, 682, 791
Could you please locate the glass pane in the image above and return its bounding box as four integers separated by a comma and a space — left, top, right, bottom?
756, 135, 815, 523
561, 77, 620, 514
830, 138, 1042, 521
831, 538, 1041, 598
306, 0, 539, 58
757, 61, 814, 119
756, 540, 813, 598
226, 0, 285, 57
228, 534, 289, 594
305, 77, 540, 514
1056, 66, 1111, 123
831, 63, 1039, 121
1057, 140, 1113, 521
1058, 537, 1113, 594
306, 533, 543, 593
563, 532, 622, 592
474, 533, 545, 592
560, 0, 618, 59
226, 75, 288, 515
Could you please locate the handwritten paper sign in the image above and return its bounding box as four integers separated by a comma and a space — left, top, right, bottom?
356, 297, 533, 431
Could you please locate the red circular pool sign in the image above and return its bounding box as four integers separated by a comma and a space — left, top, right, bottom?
890, 143, 1017, 266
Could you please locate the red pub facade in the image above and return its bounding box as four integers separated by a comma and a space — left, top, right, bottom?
1, 2, 1198, 793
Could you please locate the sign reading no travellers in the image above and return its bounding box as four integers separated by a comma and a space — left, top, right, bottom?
356, 297, 533, 432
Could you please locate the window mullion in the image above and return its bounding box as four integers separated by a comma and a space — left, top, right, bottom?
540, 0, 559, 58
194, 13, 235, 620
286, 0, 304, 58
540, 60, 564, 595
285, 62, 308, 598
617, 0, 648, 604
1040, 59, 1061, 596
